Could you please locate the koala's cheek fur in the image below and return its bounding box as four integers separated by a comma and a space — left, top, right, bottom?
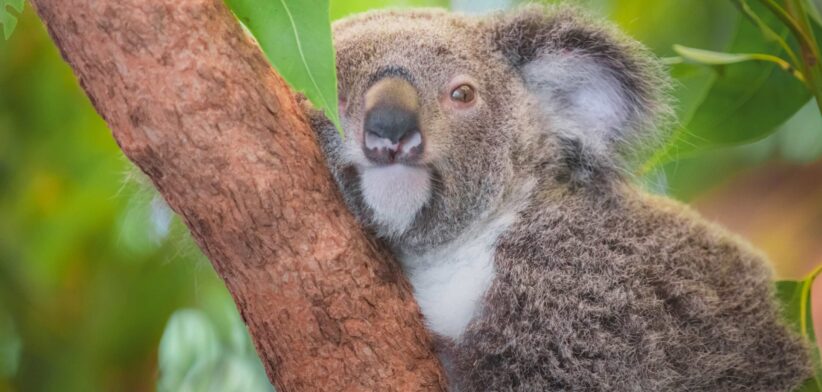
359, 165, 432, 235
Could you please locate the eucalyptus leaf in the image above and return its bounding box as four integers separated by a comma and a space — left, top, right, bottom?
645, 1, 811, 168
225, 0, 341, 131
673, 45, 803, 81
734, 0, 801, 67
0, 0, 24, 40
776, 265, 822, 391
674, 44, 785, 65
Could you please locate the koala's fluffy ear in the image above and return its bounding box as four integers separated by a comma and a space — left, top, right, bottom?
489, 5, 672, 166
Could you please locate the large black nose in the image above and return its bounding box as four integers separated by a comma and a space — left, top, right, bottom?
364, 106, 418, 143
361, 77, 424, 164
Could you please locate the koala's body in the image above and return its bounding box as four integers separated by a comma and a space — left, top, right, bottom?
305, 5, 811, 391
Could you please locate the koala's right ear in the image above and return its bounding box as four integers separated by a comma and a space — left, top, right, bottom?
489, 5, 672, 166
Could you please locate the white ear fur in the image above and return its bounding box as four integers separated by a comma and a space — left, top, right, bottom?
521, 51, 630, 156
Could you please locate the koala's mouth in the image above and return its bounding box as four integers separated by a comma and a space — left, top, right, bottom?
359, 163, 432, 235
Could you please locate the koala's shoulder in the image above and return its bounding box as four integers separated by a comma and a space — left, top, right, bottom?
497, 186, 774, 286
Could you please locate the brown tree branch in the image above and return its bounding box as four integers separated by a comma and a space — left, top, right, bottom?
28, 0, 446, 390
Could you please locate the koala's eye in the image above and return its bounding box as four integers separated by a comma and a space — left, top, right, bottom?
450, 84, 475, 103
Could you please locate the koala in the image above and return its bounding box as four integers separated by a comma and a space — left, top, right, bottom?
304, 4, 812, 391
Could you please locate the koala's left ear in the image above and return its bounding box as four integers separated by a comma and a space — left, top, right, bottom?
489, 5, 672, 165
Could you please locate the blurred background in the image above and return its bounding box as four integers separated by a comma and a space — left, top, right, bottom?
0, 0, 820, 391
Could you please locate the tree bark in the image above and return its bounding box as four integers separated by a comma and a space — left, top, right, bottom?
29, 0, 446, 390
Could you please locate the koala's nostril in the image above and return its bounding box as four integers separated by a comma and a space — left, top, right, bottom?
364, 131, 399, 152
363, 105, 419, 143
362, 105, 425, 164
362, 126, 424, 165
400, 129, 423, 155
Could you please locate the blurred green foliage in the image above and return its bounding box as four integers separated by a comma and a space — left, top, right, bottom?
0, 8, 244, 391
0, 0, 24, 40
0, 1, 820, 391
157, 304, 271, 392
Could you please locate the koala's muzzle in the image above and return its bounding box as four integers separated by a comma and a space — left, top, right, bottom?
362, 77, 424, 165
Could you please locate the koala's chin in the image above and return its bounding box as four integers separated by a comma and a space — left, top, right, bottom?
359, 164, 431, 236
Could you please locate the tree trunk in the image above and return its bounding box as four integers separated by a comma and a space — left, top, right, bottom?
29, 0, 446, 390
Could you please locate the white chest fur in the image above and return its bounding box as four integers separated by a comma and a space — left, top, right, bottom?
399, 213, 516, 341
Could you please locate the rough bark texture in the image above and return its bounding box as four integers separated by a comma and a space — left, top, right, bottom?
29, 0, 446, 390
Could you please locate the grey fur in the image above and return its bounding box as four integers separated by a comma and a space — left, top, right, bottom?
305, 4, 811, 391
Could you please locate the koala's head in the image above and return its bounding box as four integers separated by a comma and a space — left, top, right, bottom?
313, 5, 671, 252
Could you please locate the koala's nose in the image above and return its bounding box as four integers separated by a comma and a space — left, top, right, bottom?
362, 78, 424, 164
364, 106, 418, 144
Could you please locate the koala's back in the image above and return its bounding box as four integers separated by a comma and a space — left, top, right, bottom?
449, 186, 811, 391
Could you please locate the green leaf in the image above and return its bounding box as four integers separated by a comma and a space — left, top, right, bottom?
645, 2, 811, 168
674, 44, 779, 65
0, 0, 24, 40
673, 45, 804, 81
734, 0, 802, 67
225, 0, 341, 131
776, 265, 822, 391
